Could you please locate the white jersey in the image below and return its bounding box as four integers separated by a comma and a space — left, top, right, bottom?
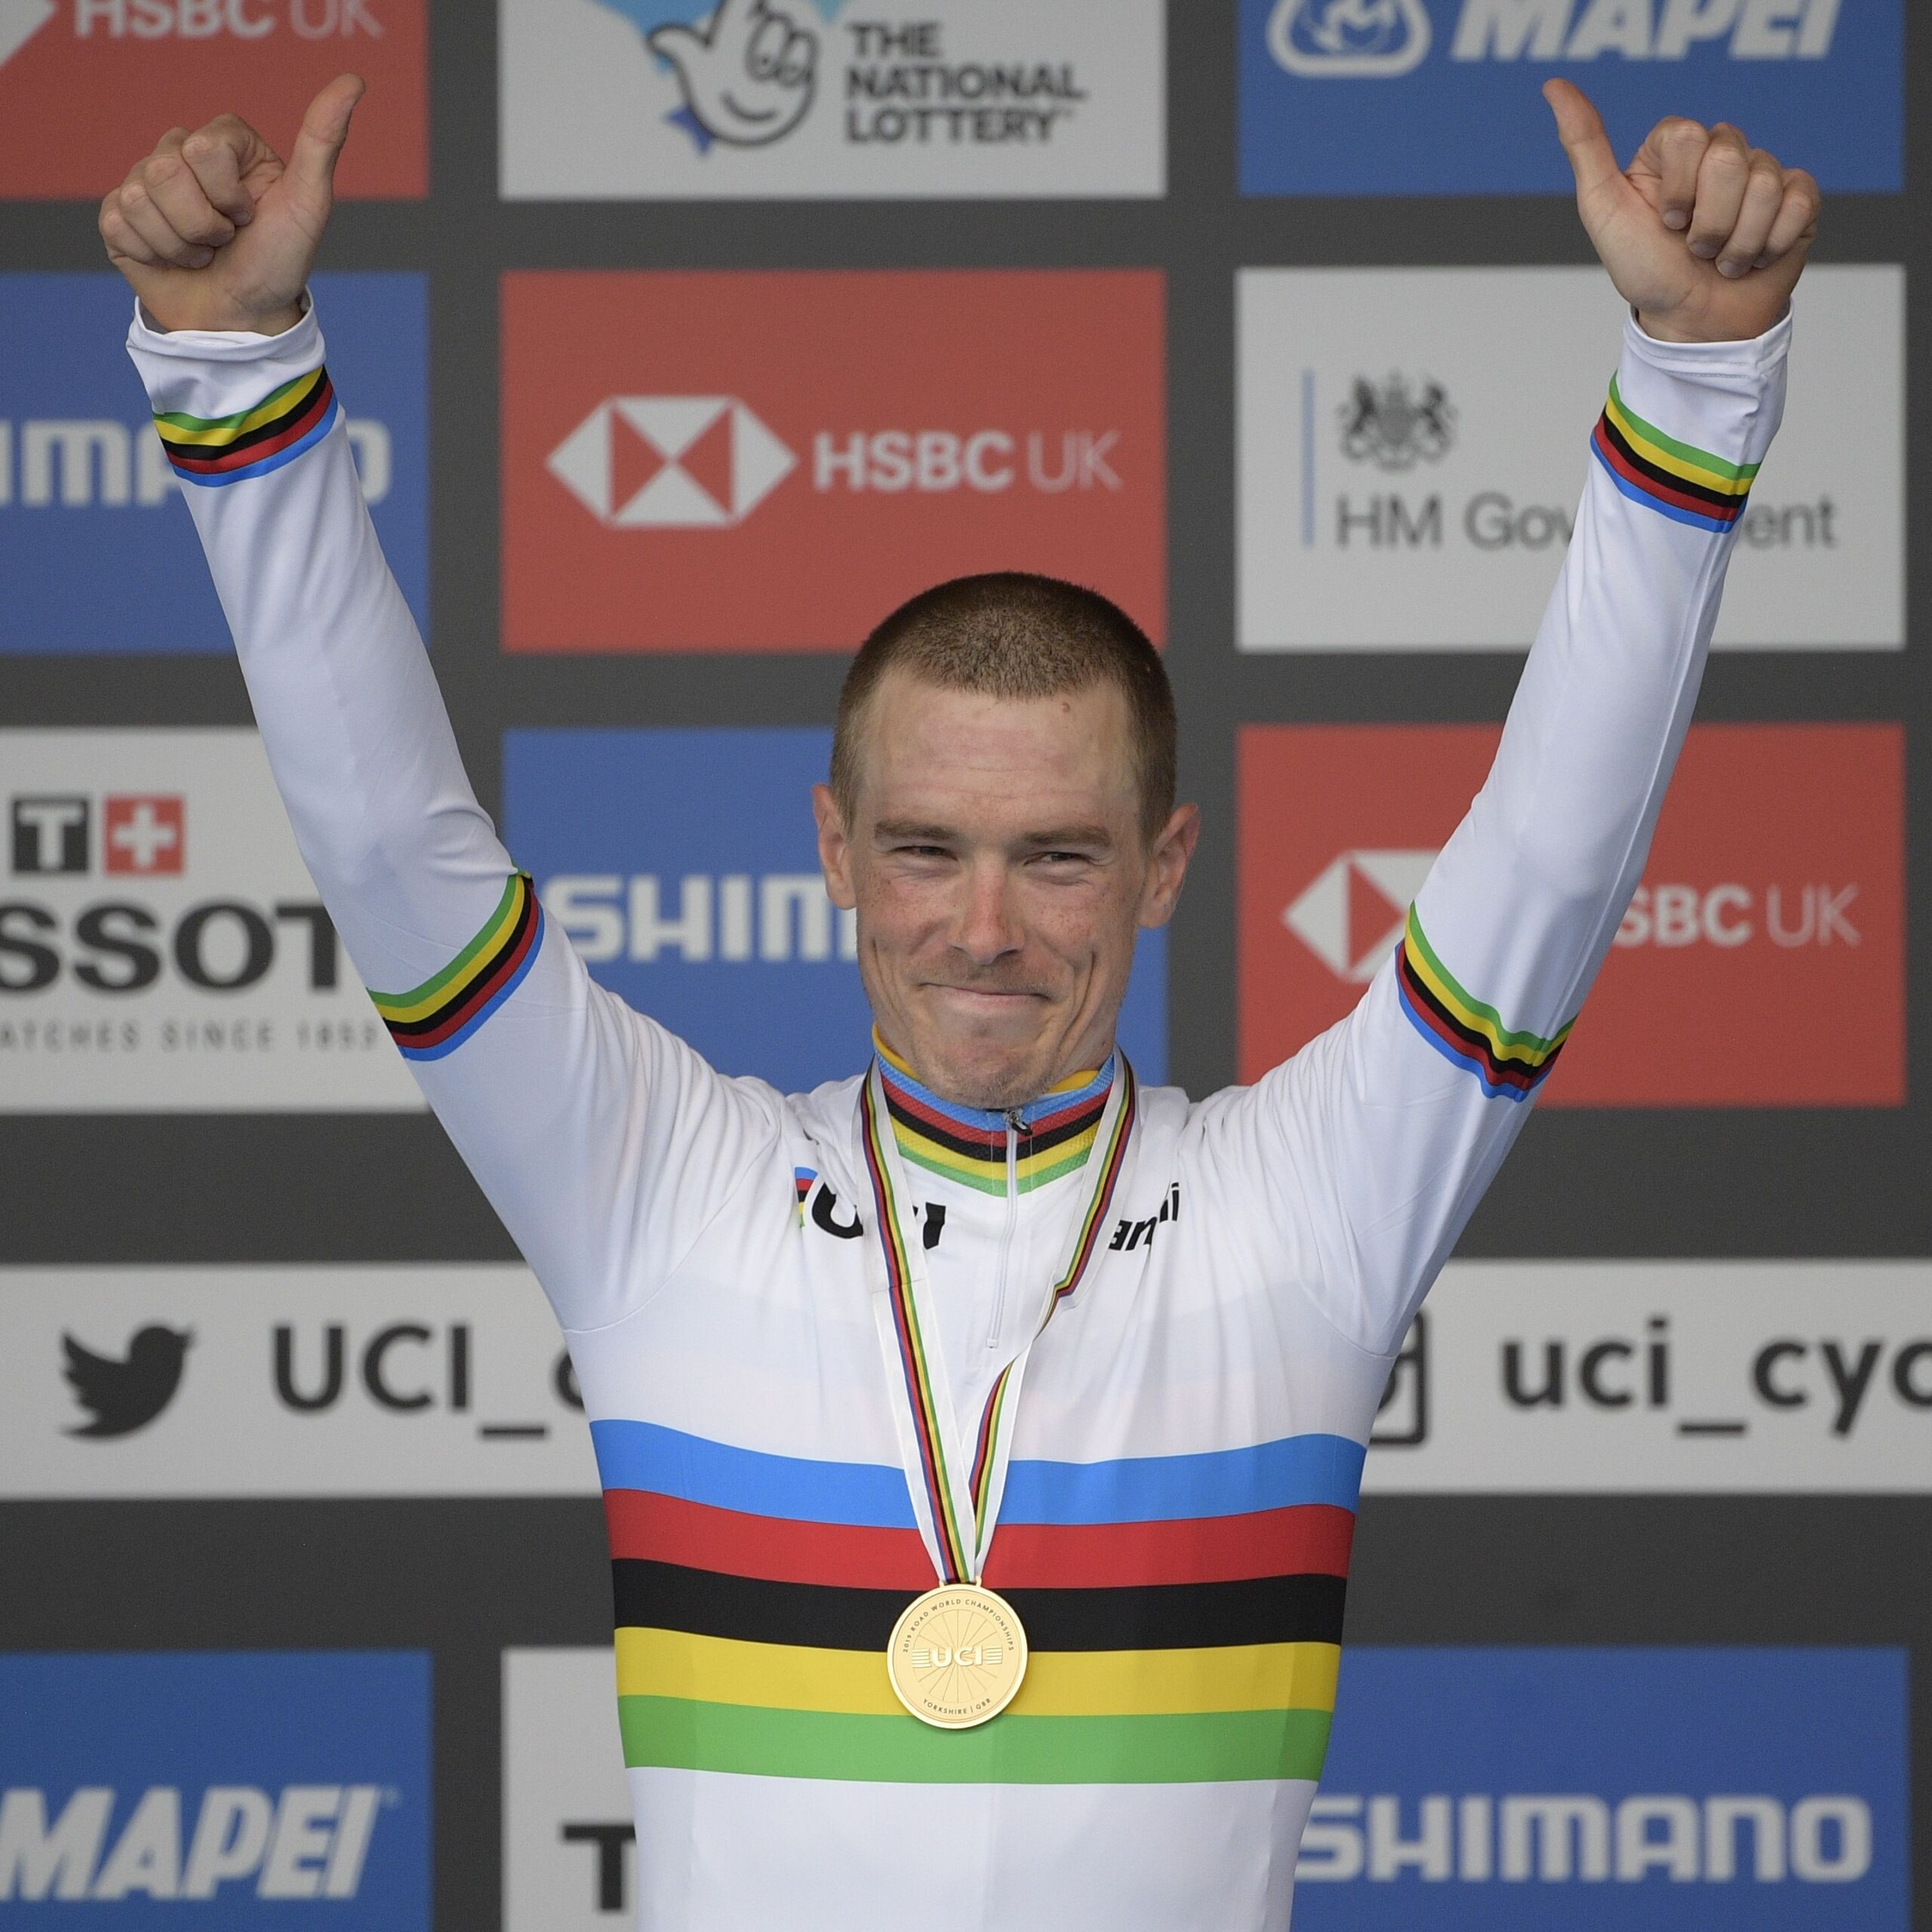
128, 297, 1787, 1931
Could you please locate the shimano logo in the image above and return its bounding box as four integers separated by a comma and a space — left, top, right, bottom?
1299, 1792, 1873, 1884
0, 419, 392, 508
0, 1784, 385, 1902
546, 872, 858, 965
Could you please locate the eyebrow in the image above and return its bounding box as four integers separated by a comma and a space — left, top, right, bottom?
872, 819, 1114, 849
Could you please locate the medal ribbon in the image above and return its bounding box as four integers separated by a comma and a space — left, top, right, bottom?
858, 1057, 1138, 1584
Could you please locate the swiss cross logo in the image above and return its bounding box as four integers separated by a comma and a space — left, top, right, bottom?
1239, 724, 1904, 1108
102, 794, 184, 874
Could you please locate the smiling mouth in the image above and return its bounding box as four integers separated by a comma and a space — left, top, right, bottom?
721, 92, 779, 122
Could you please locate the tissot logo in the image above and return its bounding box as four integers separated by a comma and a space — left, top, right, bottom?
547, 396, 796, 529
503, 271, 1164, 654
1239, 724, 1903, 1107
0, 731, 421, 1112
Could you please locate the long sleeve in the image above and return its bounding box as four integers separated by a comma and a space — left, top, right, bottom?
128, 298, 777, 1332
1206, 308, 1791, 1358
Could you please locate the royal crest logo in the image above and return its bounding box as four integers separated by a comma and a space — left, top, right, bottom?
1268, 0, 1432, 78
1338, 372, 1457, 472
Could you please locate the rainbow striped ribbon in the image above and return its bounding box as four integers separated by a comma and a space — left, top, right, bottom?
859, 1057, 1138, 1585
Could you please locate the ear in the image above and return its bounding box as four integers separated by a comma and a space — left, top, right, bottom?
1137, 803, 1201, 931
813, 783, 857, 910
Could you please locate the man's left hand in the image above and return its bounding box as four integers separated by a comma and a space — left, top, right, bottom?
1546, 79, 1820, 345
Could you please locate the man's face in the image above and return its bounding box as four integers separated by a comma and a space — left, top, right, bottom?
814, 668, 1198, 1110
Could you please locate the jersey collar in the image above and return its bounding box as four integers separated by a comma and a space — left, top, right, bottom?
871, 1031, 1115, 1198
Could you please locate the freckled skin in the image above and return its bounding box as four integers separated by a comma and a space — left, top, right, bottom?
814, 668, 1200, 1112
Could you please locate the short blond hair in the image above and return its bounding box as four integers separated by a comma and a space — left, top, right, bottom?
831, 573, 1176, 843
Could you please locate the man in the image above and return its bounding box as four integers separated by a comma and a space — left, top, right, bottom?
102, 73, 1815, 1930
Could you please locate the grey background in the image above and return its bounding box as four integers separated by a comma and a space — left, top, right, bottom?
0, 2, 1924, 1925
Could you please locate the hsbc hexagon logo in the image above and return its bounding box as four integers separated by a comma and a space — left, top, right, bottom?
1283, 848, 1434, 981
546, 396, 796, 529
0, 2, 55, 72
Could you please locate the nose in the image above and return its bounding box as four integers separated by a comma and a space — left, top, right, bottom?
953, 858, 1023, 969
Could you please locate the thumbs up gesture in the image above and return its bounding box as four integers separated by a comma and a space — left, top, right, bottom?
648, 0, 817, 149
1546, 78, 1820, 344
100, 74, 365, 336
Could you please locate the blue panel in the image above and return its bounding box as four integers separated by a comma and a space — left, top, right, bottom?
0, 272, 427, 654
503, 727, 1168, 1097
1003, 1431, 1367, 1524
1298, 1647, 1909, 1927
0, 1651, 431, 1925
1240, 0, 1901, 196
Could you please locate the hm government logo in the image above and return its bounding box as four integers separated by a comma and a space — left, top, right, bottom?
1270, 0, 1430, 77
1340, 373, 1456, 472
1284, 848, 1435, 981
546, 395, 795, 528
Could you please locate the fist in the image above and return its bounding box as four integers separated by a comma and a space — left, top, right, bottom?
1546, 79, 1820, 344
99, 75, 364, 336
648, 0, 816, 149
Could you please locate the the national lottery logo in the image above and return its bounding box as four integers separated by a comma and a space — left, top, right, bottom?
590, 0, 1091, 157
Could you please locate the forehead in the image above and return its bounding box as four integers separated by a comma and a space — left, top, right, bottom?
856, 669, 1137, 826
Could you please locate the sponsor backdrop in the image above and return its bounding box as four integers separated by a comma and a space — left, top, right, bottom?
2, 6, 1927, 1932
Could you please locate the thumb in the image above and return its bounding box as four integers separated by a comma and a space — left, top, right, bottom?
1543, 78, 1622, 207
285, 72, 365, 206
647, 23, 704, 67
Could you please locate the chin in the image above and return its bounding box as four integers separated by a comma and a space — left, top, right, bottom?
921, 1035, 1053, 1112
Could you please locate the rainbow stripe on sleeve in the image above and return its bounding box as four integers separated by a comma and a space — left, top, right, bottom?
1394, 906, 1572, 1103
595, 1417, 1361, 1786
152, 365, 340, 488
1591, 374, 1758, 534
368, 872, 544, 1062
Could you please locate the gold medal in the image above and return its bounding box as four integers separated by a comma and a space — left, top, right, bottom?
887, 1583, 1028, 1730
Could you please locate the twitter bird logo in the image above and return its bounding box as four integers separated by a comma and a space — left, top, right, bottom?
63, 1326, 192, 1438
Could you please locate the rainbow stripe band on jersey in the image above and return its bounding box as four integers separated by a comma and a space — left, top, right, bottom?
595, 1417, 1359, 1784
876, 1048, 1111, 1197
1591, 374, 1759, 534
1395, 906, 1572, 1102
153, 365, 340, 488
368, 872, 543, 1061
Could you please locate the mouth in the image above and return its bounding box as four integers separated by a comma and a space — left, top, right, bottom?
924, 984, 1044, 1013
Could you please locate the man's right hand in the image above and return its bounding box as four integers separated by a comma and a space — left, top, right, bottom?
100, 74, 364, 337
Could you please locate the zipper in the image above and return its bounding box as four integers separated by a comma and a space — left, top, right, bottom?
987, 1109, 1023, 1348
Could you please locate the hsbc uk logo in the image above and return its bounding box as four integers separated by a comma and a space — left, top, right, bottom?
11, 794, 183, 877
1284, 848, 1433, 982
547, 396, 795, 528
546, 394, 1121, 531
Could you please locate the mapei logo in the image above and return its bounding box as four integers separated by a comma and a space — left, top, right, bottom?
1282, 848, 1433, 982
1271, 0, 1843, 75
1270, 0, 1430, 76
546, 395, 795, 529
0, 1783, 387, 1903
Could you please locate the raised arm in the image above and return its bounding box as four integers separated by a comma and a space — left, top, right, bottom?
1207, 85, 1820, 1358
103, 81, 776, 1331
